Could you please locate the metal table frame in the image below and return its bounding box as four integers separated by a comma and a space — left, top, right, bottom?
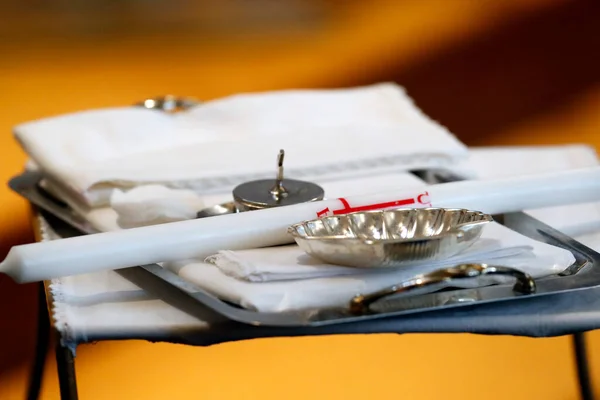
15, 94, 597, 398
27, 282, 78, 400
20, 189, 597, 400
25, 279, 594, 400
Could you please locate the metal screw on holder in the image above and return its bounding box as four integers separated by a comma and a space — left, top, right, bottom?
269, 150, 289, 202
232, 149, 325, 212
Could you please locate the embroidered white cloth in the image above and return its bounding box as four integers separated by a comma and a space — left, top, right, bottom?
109, 171, 429, 230
170, 216, 574, 312
13, 82, 599, 344
40, 144, 600, 347
204, 243, 535, 283
14, 83, 469, 209
170, 225, 571, 312
31, 167, 432, 232
467, 145, 600, 246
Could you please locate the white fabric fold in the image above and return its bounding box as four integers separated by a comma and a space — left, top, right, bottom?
15, 82, 598, 343
110, 185, 207, 229
33, 143, 592, 314
108, 171, 429, 230
14, 83, 469, 207
39, 143, 600, 344
466, 145, 600, 246
170, 222, 573, 313
176, 222, 574, 312
204, 243, 535, 283
34, 173, 121, 233
37, 168, 428, 232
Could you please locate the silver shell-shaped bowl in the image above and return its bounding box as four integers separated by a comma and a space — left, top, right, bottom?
287, 208, 493, 268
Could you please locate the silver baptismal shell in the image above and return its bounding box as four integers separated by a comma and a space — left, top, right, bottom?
287, 208, 493, 268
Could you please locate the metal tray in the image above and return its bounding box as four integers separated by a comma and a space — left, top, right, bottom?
9, 169, 600, 327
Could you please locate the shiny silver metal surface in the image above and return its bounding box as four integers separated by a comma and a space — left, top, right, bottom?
232, 149, 325, 211
349, 263, 536, 314
197, 149, 325, 217
196, 202, 238, 219
233, 179, 325, 211
288, 208, 493, 268
135, 95, 199, 112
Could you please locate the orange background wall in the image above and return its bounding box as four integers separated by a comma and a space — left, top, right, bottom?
1, 1, 600, 398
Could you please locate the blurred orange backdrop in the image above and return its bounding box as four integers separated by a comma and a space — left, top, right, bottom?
1, 1, 600, 399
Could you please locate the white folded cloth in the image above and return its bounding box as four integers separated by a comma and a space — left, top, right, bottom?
42, 144, 600, 347
169, 222, 572, 312
109, 170, 429, 230
154, 144, 596, 312
110, 185, 208, 229
172, 210, 574, 312
467, 145, 600, 245
205, 243, 535, 283
32, 165, 431, 232
14, 81, 598, 344
14, 83, 469, 208
31, 171, 122, 233
29, 139, 592, 313
37, 145, 578, 313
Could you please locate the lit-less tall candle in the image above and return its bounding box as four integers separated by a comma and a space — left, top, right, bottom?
3, 166, 600, 283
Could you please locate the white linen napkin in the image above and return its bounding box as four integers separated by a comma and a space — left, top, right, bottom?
110, 185, 208, 229
172, 216, 574, 312
466, 145, 600, 246
14, 81, 598, 343
162, 145, 595, 312
204, 243, 535, 283
201, 146, 600, 284
168, 222, 572, 313
14, 83, 469, 208
109, 170, 429, 229
205, 246, 370, 282
41, 144, 600, 347
32, 166, 431, 232
30, 143, 588, 314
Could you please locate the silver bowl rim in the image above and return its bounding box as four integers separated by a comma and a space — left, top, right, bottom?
287, 207, 493, 243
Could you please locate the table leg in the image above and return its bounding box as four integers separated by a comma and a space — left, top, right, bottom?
573, 333, 595, 400
27, 281, 79, 400
55, 339, 79, 400
26, 283, 50, 400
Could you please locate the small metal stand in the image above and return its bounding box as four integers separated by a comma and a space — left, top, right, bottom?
232, 149, 325, 211
16, 93, 598, 399
55, 337, 78, 400
27, 282, 78, 400
27, 278, 594, 400
573, 332, 594, 400
26, 283, 50, 400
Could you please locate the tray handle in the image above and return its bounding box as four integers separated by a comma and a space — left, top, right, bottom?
349, 263, 536, 315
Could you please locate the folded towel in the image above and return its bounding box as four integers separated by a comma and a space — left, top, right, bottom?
205, 242, 535, 283
161, 145, 592, 312
34, 166, 431, 232
110, 185, 208, 229
31, 144, 600, 237
40, 140, 600, 345
14, 83, 469, 208
467, 145, 600, 243
168, 223, 573, 312
14, 81, 599, 340
202, 146, 600, 285
109, 170, 428, 230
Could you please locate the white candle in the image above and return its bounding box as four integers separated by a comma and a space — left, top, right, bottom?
3, 166, 600, 284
